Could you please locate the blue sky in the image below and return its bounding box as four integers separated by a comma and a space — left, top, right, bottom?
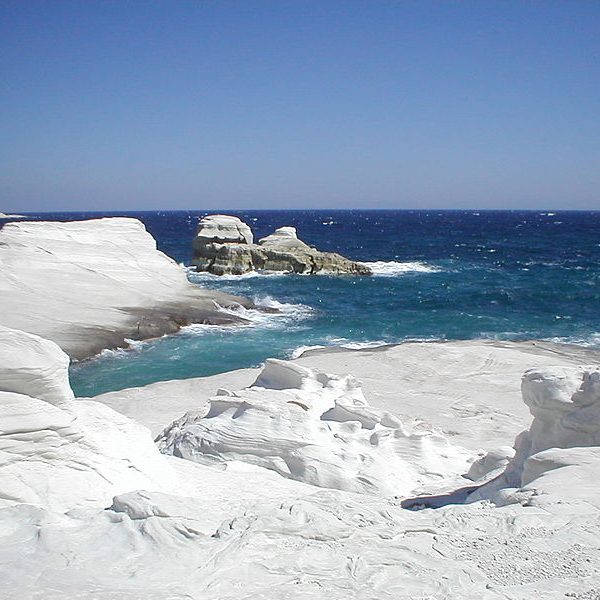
1, 1, 599, 211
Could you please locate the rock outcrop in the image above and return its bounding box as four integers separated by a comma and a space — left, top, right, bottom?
0, 325, 177, 511
156, 358, 470, 495
192, 215, 371, 275
468, 365, 600, 505
0, 217, 253, 359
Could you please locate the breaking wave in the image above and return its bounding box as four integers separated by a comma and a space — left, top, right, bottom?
363, 261, 442, 276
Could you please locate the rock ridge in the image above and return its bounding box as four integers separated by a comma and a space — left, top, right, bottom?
192, 215, 372, 275
0, 217, 253, 359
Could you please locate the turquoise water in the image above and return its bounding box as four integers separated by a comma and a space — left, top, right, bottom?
23, 209, 596, 397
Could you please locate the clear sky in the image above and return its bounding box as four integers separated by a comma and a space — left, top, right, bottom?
1, 1, 599, 211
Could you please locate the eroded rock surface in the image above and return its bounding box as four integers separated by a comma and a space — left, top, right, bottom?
2, 333, 600, 599
192, 215, 371, 275
156, 358, 471, 495
0, 217, 252, 359
0, 326, 176, 511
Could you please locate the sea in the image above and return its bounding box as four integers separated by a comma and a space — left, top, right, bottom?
11, 210, 600, 397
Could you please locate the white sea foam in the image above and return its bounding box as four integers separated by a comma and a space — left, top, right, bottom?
363, 260, 441, 276
96, 338, 148, 359
187, 269, 286, 282
187, 262, 442, 279
254, 294, 313, 317
182, 296, 313, 336
545, 333, 600, 349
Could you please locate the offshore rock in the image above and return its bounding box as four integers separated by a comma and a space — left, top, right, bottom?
192, 217, 372, 275
194, 214, 253, 245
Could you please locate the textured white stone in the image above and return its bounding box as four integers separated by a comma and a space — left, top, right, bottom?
0, 326, 177, 512
2, 339, 600, 599
157, 358, 472, 495
0, 326, 73, 406
0, 217, 248, 358
259, 226, 310, 249
195, 214, 253, 244
470, 365, 600, 506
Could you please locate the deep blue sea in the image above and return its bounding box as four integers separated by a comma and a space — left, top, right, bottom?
12, 210, 600, 397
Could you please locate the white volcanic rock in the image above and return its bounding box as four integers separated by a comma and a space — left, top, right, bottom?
470, 365, 600, 505
94, 340, 596, 444
258, 226, 310, 249
0, 326, 73, 406
0, 217, 251, 359
296, 340, 599, 452
195, 214, 253, 244
0, 325, 177, 512
156, 358, 471, 495
3, 343, 600, 598
192, 215, 371, 275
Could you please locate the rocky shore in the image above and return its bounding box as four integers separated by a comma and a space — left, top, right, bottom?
0, 217, 252, 359
1, 215, 600, 599
1, 331, 600, 598
192, 214, 372, 275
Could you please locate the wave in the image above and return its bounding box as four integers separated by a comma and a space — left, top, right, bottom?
183, 295, 314, 336
95, 338, 148, 359
290, 336, 445, 359
363, 261, 442, 276
544, 333, 600, 349
254, 294, 313, 318
186, 262, 442, 280
187, 269, 286, 282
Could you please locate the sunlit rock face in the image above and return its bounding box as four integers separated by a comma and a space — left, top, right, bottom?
192, 215, 372, 276
0, 325, 177, 512
156, 358, 470, 495
469, 365, 600, 507
0, 217, 251, 359
194, 214, 254, 245
2, 333, 600, 598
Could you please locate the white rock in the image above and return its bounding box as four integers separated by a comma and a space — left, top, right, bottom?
0, 326, 177, 512
0, 325, 73, 406
195, 214, 253, 244
2, 343, 600, 598
258, 226, 309, 249
0, 217, 248, 359
470, 365, 600, 504
156, 358, 471, 496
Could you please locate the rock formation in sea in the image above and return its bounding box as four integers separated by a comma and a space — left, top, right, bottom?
0, 217, 253, 359
192, 214, 372, 275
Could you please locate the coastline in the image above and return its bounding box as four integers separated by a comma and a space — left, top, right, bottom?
2, 213, 600, 598
91, 338, 600, 449
0, 217, 255, 360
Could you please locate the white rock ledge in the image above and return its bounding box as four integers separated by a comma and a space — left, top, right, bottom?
0, 217, 252, 359
0, 325, 176, 512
